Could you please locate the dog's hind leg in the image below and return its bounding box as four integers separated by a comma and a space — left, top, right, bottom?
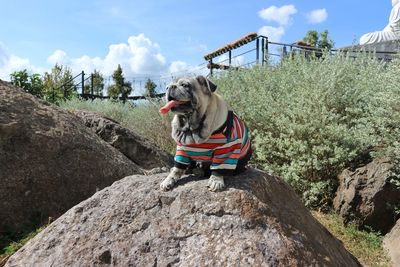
160, 167, 185, 191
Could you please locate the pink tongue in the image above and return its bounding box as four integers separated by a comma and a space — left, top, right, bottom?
159, 100, 183, 114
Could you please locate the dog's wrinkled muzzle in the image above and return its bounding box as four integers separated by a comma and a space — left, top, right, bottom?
159, 100, 188, 114
159, 88, 193, 114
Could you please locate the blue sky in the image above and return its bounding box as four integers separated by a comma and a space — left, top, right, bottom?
0, 0, 394, 80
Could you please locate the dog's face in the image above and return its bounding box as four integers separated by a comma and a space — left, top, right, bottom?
165, 76, 217, 115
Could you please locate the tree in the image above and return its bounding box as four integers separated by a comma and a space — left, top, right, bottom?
144, 78, 157, 97
84, 69, 104, 96
303, 30, 319, 47
107, 64, 132, 101
10, 69, 43, 97
42, 64, 76, 103
318, 30, 334, 50
303, 29, 334, 49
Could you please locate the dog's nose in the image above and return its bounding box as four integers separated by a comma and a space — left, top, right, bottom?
167, 94, 175, 101
167, 85, 177, 91
166, 84, 178, 101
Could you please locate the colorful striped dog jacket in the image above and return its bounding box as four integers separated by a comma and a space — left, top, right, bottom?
174, 111, 251, 173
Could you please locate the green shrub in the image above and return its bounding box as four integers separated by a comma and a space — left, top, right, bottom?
216, 53, 400, 207
1, 226, 46, 260
312, 211, 390, 266
10, 69, 44, 97
60, 98, 175, 154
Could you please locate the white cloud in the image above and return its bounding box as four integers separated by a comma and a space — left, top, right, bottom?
47, 33, 167, 76
168, 60, 209, 78
306, 8, 328, 24
0, 43, 43, 80
47, 50, 70, 65
257, 5, 297, 43
169, 61, 190, 74
258, 5, 297, 26
1, 34, 196, 82
258, 26, 285, 42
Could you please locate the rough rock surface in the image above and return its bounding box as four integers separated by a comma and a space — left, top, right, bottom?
384, 218, 400, 267
333, 158, 400, 234
73, 110, 173, 170
0, 81, 142, 233
6, 169, 360, 267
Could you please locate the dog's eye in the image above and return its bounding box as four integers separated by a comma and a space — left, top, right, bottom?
181, 83, 189, 88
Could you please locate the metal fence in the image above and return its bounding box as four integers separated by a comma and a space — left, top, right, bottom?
56, 65, 210, 102
56, 72, 171, 102
204, 34, 399, 75
57, 33, 398, 101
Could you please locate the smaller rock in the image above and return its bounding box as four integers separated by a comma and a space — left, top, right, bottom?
73, 110, 174, 169
333, 158, 400, 234
384, 218, 400, 267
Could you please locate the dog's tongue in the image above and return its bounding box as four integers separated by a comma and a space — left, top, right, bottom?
159, 100, 183, 114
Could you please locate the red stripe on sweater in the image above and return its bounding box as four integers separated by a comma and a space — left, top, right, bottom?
179, 142, 223, 149
213, 143, 242, 155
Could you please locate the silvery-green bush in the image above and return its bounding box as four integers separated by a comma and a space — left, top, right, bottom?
216, 53, 400, 207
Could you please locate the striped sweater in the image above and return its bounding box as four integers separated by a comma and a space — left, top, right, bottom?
174, 111, 251, 172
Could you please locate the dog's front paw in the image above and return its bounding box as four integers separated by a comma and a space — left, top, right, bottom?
160, 167, 185, 191
207, 175, 225, 192
160, 177, 176, 191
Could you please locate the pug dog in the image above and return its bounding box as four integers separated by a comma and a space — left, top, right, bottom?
159, 75, 251, 192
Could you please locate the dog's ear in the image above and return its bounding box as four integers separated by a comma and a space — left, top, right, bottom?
196, 75, 217, 93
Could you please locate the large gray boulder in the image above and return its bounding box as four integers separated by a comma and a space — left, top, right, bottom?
72, 110, 173, 170
6, 169, 360, 267
333, 158, 400, 234
384, 219, 400, 267
0, 80, 142, 233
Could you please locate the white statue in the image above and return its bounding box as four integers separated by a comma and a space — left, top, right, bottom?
360, 0, 400, 45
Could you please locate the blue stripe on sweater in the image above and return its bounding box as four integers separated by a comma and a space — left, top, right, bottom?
183, 150, 213, 156
175, 155, 191, 165
211, 158, 239, 166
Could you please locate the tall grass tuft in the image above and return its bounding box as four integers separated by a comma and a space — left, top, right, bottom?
216, 52, 400, 207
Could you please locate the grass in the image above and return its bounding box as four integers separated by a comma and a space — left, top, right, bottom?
312, 211, 391, 267
0, 226, 46, 265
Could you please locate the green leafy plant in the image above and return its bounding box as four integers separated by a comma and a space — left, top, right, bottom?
303, 29, 335, 50
216, 52, 400, 206
42, 64, 76, 104
84, 69, 105, 96
144, 78, 157, 97
107, 64, 133, 102
10, 69, 44, 97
